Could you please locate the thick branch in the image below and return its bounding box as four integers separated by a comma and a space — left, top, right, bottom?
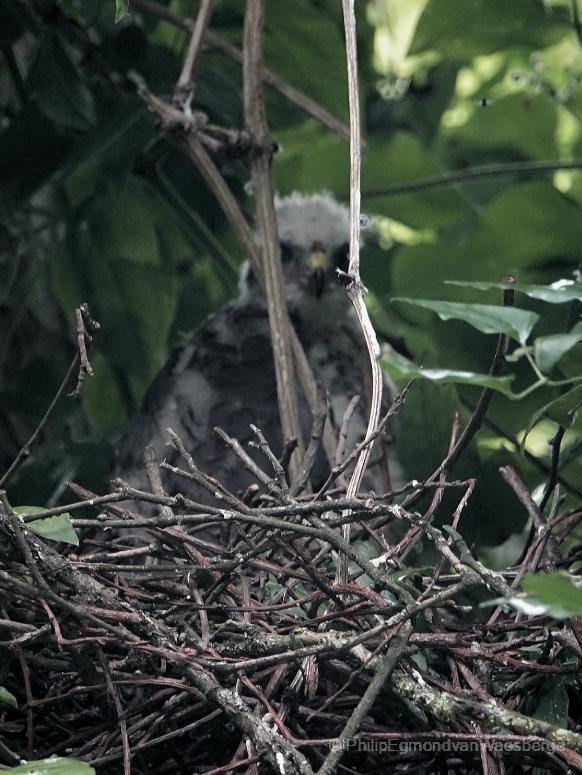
243, 0, 304, 480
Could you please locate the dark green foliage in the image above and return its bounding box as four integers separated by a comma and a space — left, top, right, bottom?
0, 0, 581, 556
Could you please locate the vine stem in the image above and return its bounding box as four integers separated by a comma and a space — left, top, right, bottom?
336, 0, 383, 586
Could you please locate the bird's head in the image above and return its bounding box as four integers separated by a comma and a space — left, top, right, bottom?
240, 192, 357, 311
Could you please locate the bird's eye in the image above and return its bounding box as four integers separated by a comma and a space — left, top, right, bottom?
280, 242, 294, 263
332, 243, 350, 274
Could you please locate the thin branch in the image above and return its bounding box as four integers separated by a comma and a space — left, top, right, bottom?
0, 355, 78, 488
364, 159, 582, 198
174, 0, 215, 104
0, 303, 99, 488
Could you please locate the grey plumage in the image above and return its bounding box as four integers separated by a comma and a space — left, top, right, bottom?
113, 192, 398, 505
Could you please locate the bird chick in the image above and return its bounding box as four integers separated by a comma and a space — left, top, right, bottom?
112, 193, 397, 513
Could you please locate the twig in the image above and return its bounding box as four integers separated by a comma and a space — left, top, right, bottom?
174, 0, 214, 105
0, 355, 78, 488
540, 425, 566, 511
291, 383, 328, 496
0, 304, 98, 487
319, 385, 411, 500
334, 394, 360, 467
214, 426, 272, 488
364, 159, 582, 197
317, 623, 412, 775
98, 647, 131, 775
499, 465, 545, 531
250, 424, 289, 495
336, 0, 383, 586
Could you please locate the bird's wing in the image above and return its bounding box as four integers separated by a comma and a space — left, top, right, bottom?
113, 299, 286, 502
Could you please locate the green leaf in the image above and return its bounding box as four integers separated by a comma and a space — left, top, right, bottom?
3, 758, 94, 775
381, 347, 515, 396
264, 0, 349, 122
91, 177, 160, 266
14, 507, 79, 546
522, 383, 582, 447
467, 183, 582, 274
0, 686, 17, 708
447, 94, 558, 164
115, 0, 129, 22
447, 279, 582, 304
82, 351, 127, 430
392, 298, 539, 345
29, 31, 96, 131
0, 0, 30, 44
518, 572, 582, 619
409, 0, 570, 61
534, 322, 582, 373
0, 104, 69, 205
533, 676, 569, 728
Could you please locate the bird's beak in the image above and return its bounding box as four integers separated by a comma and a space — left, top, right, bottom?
305, 249, 328, 298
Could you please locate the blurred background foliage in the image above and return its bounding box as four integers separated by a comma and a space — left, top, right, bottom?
1, 0, 581, 560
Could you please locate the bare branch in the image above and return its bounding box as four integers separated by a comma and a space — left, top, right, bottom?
243, 0, 304, 480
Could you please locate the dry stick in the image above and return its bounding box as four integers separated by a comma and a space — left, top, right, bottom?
317, 623, 412, 775
0, 354, 79, 488
214, 427, 273, 488
131, 0, 353, 145
318, 385, 411, 500
243, 0, 304, 482
291, 382, 328, 496
334, 394, 360, 467
335, 0, 383, 586
403, 276, 516, 511
540, 424, 566, 511
174, 0, 214, 104
0, 303, 98, 487
2, 512, 314, 774
98, 647, 131, 775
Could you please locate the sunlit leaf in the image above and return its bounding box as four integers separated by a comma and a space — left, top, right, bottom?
534, 322, 582, 373
14, 507, 79, 546
410, 0, 570, 60
115, 0, 129, 22
0, 687, 17, 708
29, 31, 95, 131
392, 298, 539, 345
522, 383, 582, 447
516, 573, 582, 619
381, 347, 515, 396
447, 279, 582, 304
3, 758, 94, 775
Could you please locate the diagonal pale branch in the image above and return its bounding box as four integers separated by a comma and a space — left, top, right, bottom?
243, 0, 304, 480
174, 0, 215, 104
335, 0, 383, 586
